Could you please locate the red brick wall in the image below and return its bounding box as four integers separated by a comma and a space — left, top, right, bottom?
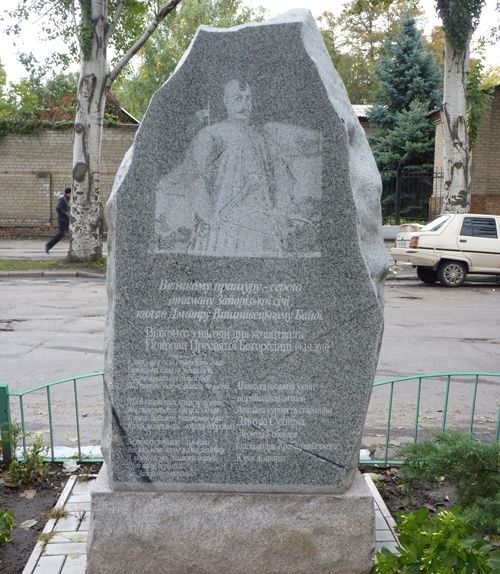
470, 195, 500, 215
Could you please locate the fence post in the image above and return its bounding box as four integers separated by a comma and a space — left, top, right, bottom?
0, 384, 12, 466
395, 165, 402, 225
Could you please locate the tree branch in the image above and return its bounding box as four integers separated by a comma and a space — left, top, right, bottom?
32, 0, 69, 24
106, 0, 125, 44
107, 0, 182, 87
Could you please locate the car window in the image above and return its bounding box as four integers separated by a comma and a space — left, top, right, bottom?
460, 217, 498, 238
422, 215, 451, 231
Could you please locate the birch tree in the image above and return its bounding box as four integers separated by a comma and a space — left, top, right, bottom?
436, 0, 485, 213
8, 0, 183, 261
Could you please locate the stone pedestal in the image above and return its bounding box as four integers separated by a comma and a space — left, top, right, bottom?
86, 468, 375, 574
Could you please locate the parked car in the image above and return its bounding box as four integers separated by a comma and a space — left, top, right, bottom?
391, 213, 500, 287
393, 223, 424, 249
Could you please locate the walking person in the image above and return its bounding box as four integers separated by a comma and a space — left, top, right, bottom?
45, 187, 71, 253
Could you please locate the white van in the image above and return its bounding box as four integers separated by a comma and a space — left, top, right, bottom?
391, 214, 500, 287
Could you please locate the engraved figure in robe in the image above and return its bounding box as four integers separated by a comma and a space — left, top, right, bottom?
154, 79, 323, 257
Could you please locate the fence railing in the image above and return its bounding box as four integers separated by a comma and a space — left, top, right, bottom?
381, 168, 443, 225
0, 372, 104, 466
1, 371, 498, 467
363, 371, 500, 465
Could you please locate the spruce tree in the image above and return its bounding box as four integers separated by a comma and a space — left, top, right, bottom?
368, 13, 441, 130
367, 13, 442, 221
373, 100, 436, 172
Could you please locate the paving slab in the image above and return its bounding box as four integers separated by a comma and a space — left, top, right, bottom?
22, 473, 398, 573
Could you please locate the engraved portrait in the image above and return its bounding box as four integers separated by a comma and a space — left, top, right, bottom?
154, 79, 323, 257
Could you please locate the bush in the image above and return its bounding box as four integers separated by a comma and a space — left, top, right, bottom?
372, 508, 500, 573
4, 423, 49, 486
461, 494, 500, 540
0, 511, 15, 545
397, 431, 500, 537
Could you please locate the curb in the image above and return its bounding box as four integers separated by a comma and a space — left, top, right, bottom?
0, 271, 105, 279
21, 475, 78, 574
0, 270, 415, 281
387, 274, 416, 282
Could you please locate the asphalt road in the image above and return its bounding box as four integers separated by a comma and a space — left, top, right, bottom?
1, 276, 499, 455
368, 280, 500, 457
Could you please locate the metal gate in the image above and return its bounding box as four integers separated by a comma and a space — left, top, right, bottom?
381, 168, 443, 224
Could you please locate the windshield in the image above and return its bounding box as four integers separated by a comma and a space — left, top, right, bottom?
422, 215, 451, 232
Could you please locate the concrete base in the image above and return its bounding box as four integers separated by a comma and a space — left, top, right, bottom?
86, 467, 375, 574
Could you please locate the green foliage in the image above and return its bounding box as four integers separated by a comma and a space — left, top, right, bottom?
467, 57, 497, 147
6, 1, 81, 65
356, 0, 486, 55
0, 62, 13, 121
115, 0, 259, 118
461, 493, 500, 539
0, 259, 60, 272
47, 506, 70, 520
349, 0, 419, 15
110, 0, 151, 62
79, 0, 94, 60
436, 0, 485, 52
369, 12, 442, 130
88, 257, 107, 269
0, 259, 106, 272
339, 0, 420, 59
0, 120, 76, 137
38, 531, 56, 549
371, 100, 436, 172
321, 41, 379, 104
398, 431, 500, 536
0, 510, 15, 545
425, 25, 446, 65
318, 2, 421, 104
0, 72, 78, 127
367, 10, 441, 209
372, 507, 500, 573
5, 0, 186, 77
0, 71, 124, 135
0, 60, 6, 89
4, 423, 49, 486
5, 0, 204, 77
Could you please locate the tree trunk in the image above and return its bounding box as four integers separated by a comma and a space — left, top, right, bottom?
440, 36, 471, 214
68, 0, 109, 262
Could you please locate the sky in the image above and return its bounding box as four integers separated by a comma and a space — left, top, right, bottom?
1, 0, 499, 84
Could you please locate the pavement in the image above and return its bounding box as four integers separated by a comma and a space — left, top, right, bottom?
2, 238, 402, 572
2, 237, 499, 449
3, 237, 498, 572
0, 238, 418, 280
21, 473, 398, 573
0, 239, 82, 260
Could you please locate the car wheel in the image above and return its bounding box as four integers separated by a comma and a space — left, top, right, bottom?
416, 266, 438, 284
438, 260, 467, 287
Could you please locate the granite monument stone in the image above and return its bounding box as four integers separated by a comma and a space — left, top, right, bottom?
87, 10, 388, 573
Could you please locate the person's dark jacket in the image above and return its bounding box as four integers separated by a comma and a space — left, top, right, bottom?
56, 195, 70, 225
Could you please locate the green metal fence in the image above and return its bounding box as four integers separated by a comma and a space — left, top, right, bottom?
363, 371, 500, 465
0, 372, 104, 465
0, 371, 498, 466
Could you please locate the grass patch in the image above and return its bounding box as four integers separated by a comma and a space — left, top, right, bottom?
0, 259, 61, 272
47, 506, 69, 520
87, 257, 107, 269
0, 258, 106, 272
38, 531, 56, 549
